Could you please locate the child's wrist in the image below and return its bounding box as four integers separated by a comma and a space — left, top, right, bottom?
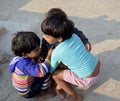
45, 58, 50, 65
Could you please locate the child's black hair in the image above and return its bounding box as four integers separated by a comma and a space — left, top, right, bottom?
11, 31, 40, 56
45, 8, 67, 19
41, 14, 74, 41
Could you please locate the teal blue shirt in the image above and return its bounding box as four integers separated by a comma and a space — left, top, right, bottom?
50, 34, 98, 78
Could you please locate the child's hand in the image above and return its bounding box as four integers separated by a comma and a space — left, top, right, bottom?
34, 56, 44, 63
46, 48, 54, 60
85, 42, 92, 51
38, 57, 44, 63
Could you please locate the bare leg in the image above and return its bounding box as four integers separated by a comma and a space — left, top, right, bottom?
55, 86, 67, 98
53, 69, 82, 101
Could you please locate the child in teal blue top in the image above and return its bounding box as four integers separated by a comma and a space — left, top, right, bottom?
40, 8, 91, 62
41, 8, 101, 101
50, 33, 98, 78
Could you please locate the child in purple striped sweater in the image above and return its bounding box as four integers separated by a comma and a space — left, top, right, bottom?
9, 31, 56, 99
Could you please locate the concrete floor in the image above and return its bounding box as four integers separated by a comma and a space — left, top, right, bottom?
0, 0, 120, 101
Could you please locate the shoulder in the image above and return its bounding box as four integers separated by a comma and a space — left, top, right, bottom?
17, 57, 33, 67
71, 34, 80, 41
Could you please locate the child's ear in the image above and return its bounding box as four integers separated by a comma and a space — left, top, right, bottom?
58, 37, 63, 42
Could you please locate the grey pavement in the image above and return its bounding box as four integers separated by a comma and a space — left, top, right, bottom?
0, 0, 120, 101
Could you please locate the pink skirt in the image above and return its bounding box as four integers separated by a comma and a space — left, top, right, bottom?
63, 65, 101, 87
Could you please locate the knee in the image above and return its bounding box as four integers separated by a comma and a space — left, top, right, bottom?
52, 69, 65, 81
52, 73, 59, 80
52, 70, 61, 80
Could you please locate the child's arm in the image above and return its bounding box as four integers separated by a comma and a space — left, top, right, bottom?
40, 38, 55, 61
73, 28, 92, 51
40, 38, 50, 61
25, 48, 53, 77
23, 60, 50, 77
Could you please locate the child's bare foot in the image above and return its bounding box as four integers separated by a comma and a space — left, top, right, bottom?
37, 88, 56, 100
56, 89, 67, 98
60, 94, 82, 101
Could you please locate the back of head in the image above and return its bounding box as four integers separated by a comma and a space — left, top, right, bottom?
11, 31, 40, 56
45, 8, 67, 19
41, 8, 74, 41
